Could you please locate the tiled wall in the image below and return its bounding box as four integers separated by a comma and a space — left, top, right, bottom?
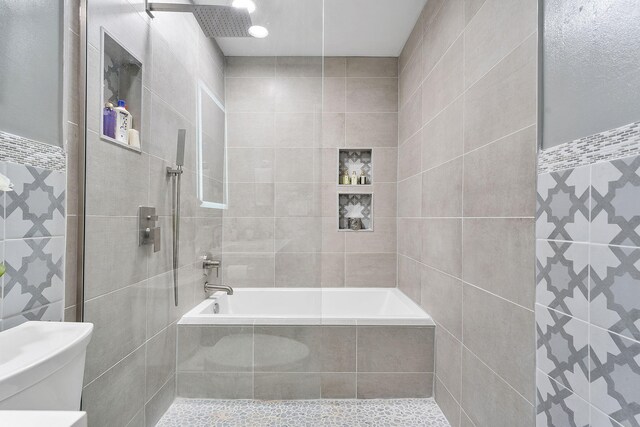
223, 56, 398, 288
81, 1, 225, 426
536, 150, 640, 426
397, 0, 538, 425
0, 158, 66, 330
176, 324, 434, 399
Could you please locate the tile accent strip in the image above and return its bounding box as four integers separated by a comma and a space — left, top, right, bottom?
539, 121, 640, 174
0, 130, 66, 172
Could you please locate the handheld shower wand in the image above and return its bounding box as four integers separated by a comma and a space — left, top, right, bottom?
167, 129, 186, 307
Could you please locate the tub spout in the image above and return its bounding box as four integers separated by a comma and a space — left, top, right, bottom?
204, 282, 234, 295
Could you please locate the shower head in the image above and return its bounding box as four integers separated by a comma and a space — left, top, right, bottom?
146, 2, 253, 37
176, 129, 186, 167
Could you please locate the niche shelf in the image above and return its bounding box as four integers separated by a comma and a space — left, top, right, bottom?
338, 193, 373, 232
100, 28, 143, 152
338, 149, 372, 186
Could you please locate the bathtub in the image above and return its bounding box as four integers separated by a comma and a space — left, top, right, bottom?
179, 287, 433, 326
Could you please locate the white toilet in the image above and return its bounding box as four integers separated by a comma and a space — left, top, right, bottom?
0, 321, 93, 410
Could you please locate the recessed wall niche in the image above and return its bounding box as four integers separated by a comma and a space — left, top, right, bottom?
338, 149, 372, 185
338, 193, 373, 232
100, 29, 143, 152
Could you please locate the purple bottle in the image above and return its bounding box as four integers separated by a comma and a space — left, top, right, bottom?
103, 102, 116, 138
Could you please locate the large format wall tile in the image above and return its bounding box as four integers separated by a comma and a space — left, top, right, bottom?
537, 240, 589, 321
591, 155, 640, 246
590, 326, 640, 426
537, 165, 590, 242
590, 244, 640, 342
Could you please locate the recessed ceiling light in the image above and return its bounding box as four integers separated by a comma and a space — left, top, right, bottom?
232, 0, 256, 13
248, 25, 268, 38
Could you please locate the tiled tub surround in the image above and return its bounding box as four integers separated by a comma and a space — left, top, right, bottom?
223, 56, 398, 288
177, 324, 435, 400
80, 0, 226, 426
0, 161, 66, 330
396, 0, 538, 426
536, 153, 640, 427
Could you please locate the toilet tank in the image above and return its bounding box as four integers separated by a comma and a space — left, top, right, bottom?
0, 321, 93, 410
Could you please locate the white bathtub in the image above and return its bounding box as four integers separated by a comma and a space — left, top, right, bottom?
179, 288, 433, 326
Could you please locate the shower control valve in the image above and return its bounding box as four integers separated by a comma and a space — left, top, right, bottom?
139, 206, 161, 252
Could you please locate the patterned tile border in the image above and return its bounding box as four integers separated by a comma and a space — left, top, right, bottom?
0, 130, 66, 172
539, 121, 640, 174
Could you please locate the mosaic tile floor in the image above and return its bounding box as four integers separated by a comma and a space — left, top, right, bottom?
156, 398, 451, 427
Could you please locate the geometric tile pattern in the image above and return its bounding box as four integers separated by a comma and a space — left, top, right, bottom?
338, 193, 372, 231
591, 156, 640, 246
536, 306, 590, 401
5, 162, 65, 238
2, 237, 64, 318
537, 153, 640, 427
539, 121, 640, 175
537, 166, 590, 241
537, 240, 589, 321
589, 327, 640, 426
536, 370, 589, 427
0, 130, 66, 172
590, 245, 640, 342
156, 398, 451, 427
338, 149, 372, 185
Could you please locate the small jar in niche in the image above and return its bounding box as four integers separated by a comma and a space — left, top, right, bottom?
359, 172, 367, 185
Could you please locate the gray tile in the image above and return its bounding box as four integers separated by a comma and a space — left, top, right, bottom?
398, 255, 422, 304
422, 36, 464, 126
345, 113, 398, 147
345, 253, 397, 287
323, 77, 346, 113
222, 218, 274, 253
148, 96, 196, 168
346, 78, 398, 113
347, 57, 398, 78
226, 183, 274, 217
464, 0, 486, 24
463, 218, 535, 308
463, 284, 535, 401
222, 253, 275, 287
321, 113, 346, 148
435, 326, 462, 401
275, 113, 318, 148
227, 148, 274, 183
320, 373, 356, 399
464, 33, 537, 151
178, 325, 253, 372
399, 16, 423, 74
145, 375, 176, 427
398, 130, 422, 181
464, 0, 537, 88
345, 217, 396, 253
275, 183, 318, 217
82, 346, 146, 427
536, 370, 590, 427
398, 174, 422, 218
320, 253, 345, 288
421, 97, 463, 171
372, 148, 399, 183
422, 0, 464, 79
435, 377, 461, 427
276, 56, 322, 78
399, 88, 422, 144
225, 78, 276, 113
275, 148, 314, 182
461, 349, 534, 427
422, 158, 463, 217
146, 324, 177, 401
357, 326, 434, 373
357, 373, 434, 398
275, 77, 322, 113
323, 57, 346, 77
275, 217, 322, 253
463, 125, 537, 217
254, 326, 356, 372
421, 218, 462, 278
254, 373, 321, 400
84, 282, 147, 384
275, 253, 321, 287
177, 372, 253, 399
421, 265, 463, 340
398, 218, 422, 260
225, 57, 275, 77
372, 182, 398, 218
227, 113, 275, 148
400, 46, 423, 108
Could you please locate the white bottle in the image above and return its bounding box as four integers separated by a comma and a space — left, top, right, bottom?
114, 99, 132, 144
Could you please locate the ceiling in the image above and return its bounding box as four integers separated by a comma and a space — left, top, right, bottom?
213, 0, 427, 57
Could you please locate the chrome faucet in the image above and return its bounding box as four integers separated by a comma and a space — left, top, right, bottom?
204, 282, 234, 295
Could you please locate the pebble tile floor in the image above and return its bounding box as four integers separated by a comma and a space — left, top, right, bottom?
156, 398, 451, 427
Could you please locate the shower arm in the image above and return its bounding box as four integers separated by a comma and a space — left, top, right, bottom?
167, 129, 186, 307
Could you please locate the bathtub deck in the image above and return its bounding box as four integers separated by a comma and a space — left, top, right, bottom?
156, 398, 450, 427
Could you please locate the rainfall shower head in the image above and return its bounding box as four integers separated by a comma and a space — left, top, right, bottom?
146, 2, 253, 38
176, 129, 186, 167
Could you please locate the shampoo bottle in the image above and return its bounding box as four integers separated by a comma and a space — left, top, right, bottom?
102, 102, 116, 139
114, 99, 132, 144
350, 171, 358, 185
